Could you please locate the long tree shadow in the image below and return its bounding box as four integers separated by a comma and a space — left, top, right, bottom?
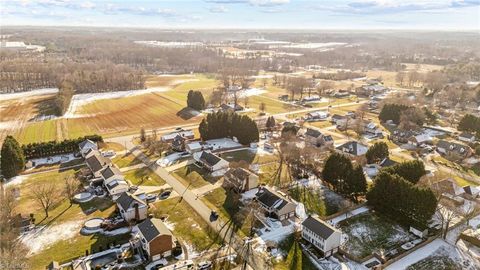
176, 107, 197, 120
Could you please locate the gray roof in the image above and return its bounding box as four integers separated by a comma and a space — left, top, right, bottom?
138, 218, 172, 242
100, 165, 122, 180
85, 152, 111, 172
336, 141, 368, 156
256, 188, 291, 211
459, 132, 475, 139
116, 192, 146, 210
199, 151, 222, 167
225, 167, 251, 181
437, 140, 470, 155
305, 128, 322, 138
302, 216, 337, 239
79, 139, 97, 150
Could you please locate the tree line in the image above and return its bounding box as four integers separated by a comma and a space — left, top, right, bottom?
21, 135, 103, 159
458, 114, 480, 137
199, 111, 259, 145
379, 103, 425, 129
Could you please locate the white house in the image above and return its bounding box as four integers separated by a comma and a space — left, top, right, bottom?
301, 215, 342, 257
104, 176, 129, 199
116, 192, 148, 222
186, 141, 203, 154
335, 141, 368, 157
256, 187, 296, 221
193, 151, 229, 172
78, 139, 98, 157
305, 111, 329, 121
85, 150, 111, 178
408, 134, 432, 147
161, 129, 194, 143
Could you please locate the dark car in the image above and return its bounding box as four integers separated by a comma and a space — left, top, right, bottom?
146, 194, 157, 203
159, 190, 171, 200
210, 211, 219, 222
197, 261, 212, 270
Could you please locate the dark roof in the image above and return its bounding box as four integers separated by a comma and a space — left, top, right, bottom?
331, 114, 346, 120
256, 188, 290, 211
437, 140, 470, 155
199, 151, 222, 167
459, 132, 475, 138
379, 157, 397, 168
138, 218, 172, 242
85, 152, 111, 172
116, 192, 146, 210
323, 135, 334, 142
302, 216, 337, 239
79, 139, 96, 149
100, 165, 122, 179
305, 128, 322, 138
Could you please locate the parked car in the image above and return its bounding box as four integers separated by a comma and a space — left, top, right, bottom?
129, 185, 139, 192
146, 194, 157, 203
159, 190, 171, 200
197, 261, 212, 270
210, 211, 219, 222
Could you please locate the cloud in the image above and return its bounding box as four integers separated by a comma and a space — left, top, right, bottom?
205, 0, 290, 7
209, 5, 229, 13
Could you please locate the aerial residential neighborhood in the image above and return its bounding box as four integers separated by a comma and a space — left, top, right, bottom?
1, 1, 480, 270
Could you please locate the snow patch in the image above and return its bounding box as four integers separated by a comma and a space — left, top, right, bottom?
0, 88, 58, 101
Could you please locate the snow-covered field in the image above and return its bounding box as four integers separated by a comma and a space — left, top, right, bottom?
21, 220, 84, 256
64, 87, 169, 118
386, 238, 476, 270
0, 88, 58, 100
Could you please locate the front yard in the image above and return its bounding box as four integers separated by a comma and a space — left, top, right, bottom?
288, 185, 350, 217
172, 164, 219, 188
338, 212, 412, 259
124, 167, 165, 186
219, 148, 277, 165
149, 197, 221, 253
111, 153, 142, 168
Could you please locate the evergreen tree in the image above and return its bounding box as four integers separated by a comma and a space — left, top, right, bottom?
199, 111, 258, 144
347, 165, 367, 203
379, 103, 411, 124
187, 90, 206, 111
382, 160, 426, 184
140, 128, 146, 143
366, 142, 389, 164
1, 136, 26, 179
322, 152, 353, 193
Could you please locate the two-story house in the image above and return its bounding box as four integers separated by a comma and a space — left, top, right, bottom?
137, 218, 176, 261
256, 187, 296, 221
116, 192, 148, 222
193, 151, 229, 172
223, 167, 259, 193
302, 215, 342, 257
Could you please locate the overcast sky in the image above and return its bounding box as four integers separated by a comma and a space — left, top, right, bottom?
1, 0, 479, 30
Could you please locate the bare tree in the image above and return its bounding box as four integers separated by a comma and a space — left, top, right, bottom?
31, 182, 60, 218
259, 102, 266, 113
64, 175, 80, 206
316, 80, 334, 96
396, 71, 406, 86
244, 95, 249, 108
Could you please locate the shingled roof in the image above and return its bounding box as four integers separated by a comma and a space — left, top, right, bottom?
138, 218, 172, 242
100, 165, 122, 180
302, 215, 338, 240
116, 192, 146, 210
85, 151, 111, 172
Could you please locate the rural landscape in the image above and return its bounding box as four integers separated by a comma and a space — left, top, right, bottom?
1, 1, 480, 270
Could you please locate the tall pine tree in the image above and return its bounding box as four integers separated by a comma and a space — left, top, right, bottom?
1, 136, 26, 179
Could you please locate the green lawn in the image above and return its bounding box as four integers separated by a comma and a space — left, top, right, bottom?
274, 234, 318, 270
288, 186, 343, 217
150, 197, 221, 252
111, 153, 142, 168
339, 212, 411, 259
201, 187, 254, 237
219, 149, 277, 165
124, 167, 165, 186
172, 164, 218, 188
258, 163, 292, 187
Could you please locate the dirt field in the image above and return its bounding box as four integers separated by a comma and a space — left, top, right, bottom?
1, 94, 59, 144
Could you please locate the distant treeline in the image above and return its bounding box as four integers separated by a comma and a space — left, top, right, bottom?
22, 135, 103, 159
313, 71, 365, 81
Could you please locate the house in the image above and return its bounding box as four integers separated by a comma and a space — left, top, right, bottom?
330, 114, 346, 125
116, 192, 148, 222
436, 140, 473, 158
186, 141, 203, 154
100, 165, 122, 182
357, 84, 388, 96
458, 132, 476, 143
431, 178, 465, 197
223, 167, 259, 193
388, 128, 417, 144
305, 111, 329, 121
463, 185, 480, 199
193, 151, 229, 172
408, 134, 432, 147
161, 129, 194, 143
220, 103, 244, 112
336, 141, 368, 157
256, 187, 296, 221
85, 150, 111, 177
78, 139, 98, 157
104, 176, 129, 199
363, 121, 383, 137
304, 128, 334, 147
171, 135, 186, 152
137, 218, 176, 261
302, 215, 342, 257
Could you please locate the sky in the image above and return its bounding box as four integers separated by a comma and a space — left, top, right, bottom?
1, 0, 479, 30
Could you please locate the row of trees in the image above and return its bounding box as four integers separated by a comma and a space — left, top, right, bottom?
322, 152, 367, 203
186, 90, 206, 111
367, 171, 437, 228
382, 160, 426, 184
22, 135, 103, 159
379, 103, 425, 129
198, 111, 259, 145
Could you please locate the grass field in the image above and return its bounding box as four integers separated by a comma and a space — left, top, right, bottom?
111, 153, 142, 168
288, 186, 349, 217
150, 197, 221, 252
124, 167, 165, 186
172, 164, 219, 188
219, 149, 277, 165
